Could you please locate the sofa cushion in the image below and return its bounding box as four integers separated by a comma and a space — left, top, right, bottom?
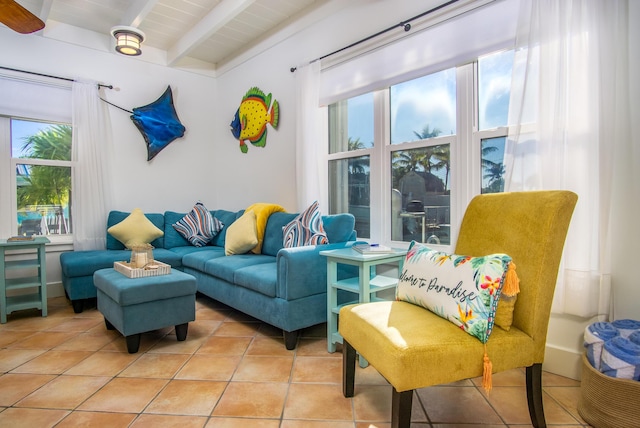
210, 209, 243, 247
181, 248, 227, 272
225, 210, 258, 255
262, 212, 297, 257
60, 250, 132, 278
323, 213, 356, 243
234, 262, 278, 297
163, 211, 190, 248
151, 248, 185, 268
106, 211, 165, 250
283, 201, 328, 248
172, 202, 223, 247
203, 254, 274, 283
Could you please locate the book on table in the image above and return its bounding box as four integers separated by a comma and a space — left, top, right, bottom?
352, 243, 394, 254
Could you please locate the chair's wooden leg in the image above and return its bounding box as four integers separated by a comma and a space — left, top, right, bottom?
391, 389, 413, 428
526, 363, 546, 428
343, 339, 356, 397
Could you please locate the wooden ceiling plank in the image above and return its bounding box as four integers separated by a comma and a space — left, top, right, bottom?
167, 0, 256, 66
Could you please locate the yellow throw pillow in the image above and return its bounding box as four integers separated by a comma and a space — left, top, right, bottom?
107, 208, 164, 249
225, 210, 258, 256
245, 203, 285, 254
494, 294, 517, 331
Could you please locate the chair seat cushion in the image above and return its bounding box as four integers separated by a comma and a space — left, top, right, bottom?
339, 301, 535, 392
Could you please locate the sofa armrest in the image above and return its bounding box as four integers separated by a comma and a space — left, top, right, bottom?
276, 241, 355, 300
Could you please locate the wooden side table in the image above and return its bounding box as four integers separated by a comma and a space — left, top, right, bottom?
0, 237, 50, 323
320, 247, 407, 361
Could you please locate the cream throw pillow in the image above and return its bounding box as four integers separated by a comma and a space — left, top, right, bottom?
225, 210, 258, 255
107, 208, 164, 249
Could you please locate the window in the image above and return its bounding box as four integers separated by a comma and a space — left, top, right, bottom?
328, 93, 374, 238
478, 49, 512, 195
390, 69, 455, 245
328, 50, 513, 247
4, 117, 73, 237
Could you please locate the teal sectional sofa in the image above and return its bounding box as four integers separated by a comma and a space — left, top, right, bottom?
60, 208, 356, 349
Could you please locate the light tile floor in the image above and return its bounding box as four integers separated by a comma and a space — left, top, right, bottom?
0, 294, 592, 427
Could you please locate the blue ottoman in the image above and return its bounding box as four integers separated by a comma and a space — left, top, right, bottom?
93, 268, 197, 353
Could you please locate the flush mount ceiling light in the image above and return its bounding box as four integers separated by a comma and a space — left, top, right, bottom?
110, 26, 145, 56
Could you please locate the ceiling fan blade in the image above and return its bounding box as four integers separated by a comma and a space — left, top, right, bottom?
0, 0, 45, 34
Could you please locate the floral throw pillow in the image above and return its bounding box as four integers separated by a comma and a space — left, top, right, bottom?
396, 241, 512, 343
172, 202, 223, 247
283, 200, 329, 248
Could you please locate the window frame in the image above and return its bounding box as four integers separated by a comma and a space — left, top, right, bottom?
1, 115, 74, 244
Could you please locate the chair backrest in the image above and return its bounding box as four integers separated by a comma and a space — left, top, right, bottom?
455, 190, 577, 361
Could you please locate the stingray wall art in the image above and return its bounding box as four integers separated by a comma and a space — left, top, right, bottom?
230, 87, 279, 153
103, 85, 186, 161
131, 86, 186, 161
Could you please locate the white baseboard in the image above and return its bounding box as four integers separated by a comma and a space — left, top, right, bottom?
48, 282, 65, 298
543, 344, 583, 381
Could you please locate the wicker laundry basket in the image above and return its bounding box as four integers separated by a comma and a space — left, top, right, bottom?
578, 353, 640, 428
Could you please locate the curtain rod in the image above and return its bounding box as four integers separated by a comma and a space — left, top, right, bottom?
290, 0, 459, 72
0, 66, 113, 89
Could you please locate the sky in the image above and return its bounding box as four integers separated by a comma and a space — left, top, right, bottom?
11, 118, 54, 158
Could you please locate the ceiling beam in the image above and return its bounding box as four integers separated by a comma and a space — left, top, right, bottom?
167, 0, 256, 66
120, 0, 158, 27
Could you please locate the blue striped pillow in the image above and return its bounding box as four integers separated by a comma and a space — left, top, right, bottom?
172, 202, 223, 247
283, 201, 329, 248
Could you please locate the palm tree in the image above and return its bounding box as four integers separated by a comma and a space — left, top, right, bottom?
482, 162, 506, 193
430, 145, 450, 192
412, 125, 442, 174
348, 137, 368, 174
17, 125, 72, 223
348, 137, 366, 151
481, 144, 505, 193
413, 125, 442, 141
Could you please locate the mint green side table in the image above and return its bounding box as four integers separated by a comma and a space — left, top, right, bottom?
0, 237, 50, 323
320, 247, 407, 365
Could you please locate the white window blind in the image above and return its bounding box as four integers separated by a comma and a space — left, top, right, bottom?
320, 0, 521, 106
0, 72, 71, 123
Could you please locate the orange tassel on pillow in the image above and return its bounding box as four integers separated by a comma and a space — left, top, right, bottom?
502, 261, 520, 297
482, 344, 493, 393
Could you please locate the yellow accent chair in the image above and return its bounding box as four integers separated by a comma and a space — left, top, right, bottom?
339, 190, 578, 428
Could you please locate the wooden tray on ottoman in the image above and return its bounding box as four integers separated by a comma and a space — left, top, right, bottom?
114, 261, 171, 278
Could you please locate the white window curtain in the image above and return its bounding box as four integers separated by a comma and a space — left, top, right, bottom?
504, 0, 630, 317
71, 81, 114, 250
294, 61, 327, 211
